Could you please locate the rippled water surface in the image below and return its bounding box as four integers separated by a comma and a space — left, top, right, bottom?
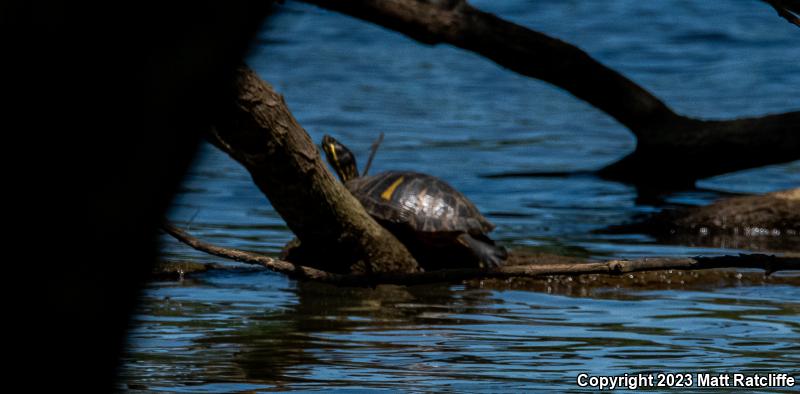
121, 1, 799, 391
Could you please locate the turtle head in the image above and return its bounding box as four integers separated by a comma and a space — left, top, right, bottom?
321, 135, 359, 182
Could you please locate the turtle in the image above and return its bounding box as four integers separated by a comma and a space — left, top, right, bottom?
321, 134, 507, 270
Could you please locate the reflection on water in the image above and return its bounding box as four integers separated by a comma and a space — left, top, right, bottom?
122, 0, 798, 391
122, 270, 800, 392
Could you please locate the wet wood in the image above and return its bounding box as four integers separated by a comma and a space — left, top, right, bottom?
164, 223, 800, 286
668, 188, 799, 234
209, 67, 419, 274
604, 188, 800, 252
297, 0, 800, 185
471, 268, 800, 295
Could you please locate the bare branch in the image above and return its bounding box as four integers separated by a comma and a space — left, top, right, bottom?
163, 223, 347, 281
362, 132, 384, 176
163, 223, 800, 286
298, 0, 677, 133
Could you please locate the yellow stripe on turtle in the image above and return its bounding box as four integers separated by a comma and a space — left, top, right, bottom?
381, 176, 405, 200
327, 143, 346, 181
328, 143, 339, 165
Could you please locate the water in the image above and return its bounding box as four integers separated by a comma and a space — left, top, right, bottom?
121, 1, 799, 391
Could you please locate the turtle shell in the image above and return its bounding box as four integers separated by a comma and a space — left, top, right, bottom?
345, 171, 494, 234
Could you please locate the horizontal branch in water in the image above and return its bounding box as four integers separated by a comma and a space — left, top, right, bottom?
163, 223, 800, 286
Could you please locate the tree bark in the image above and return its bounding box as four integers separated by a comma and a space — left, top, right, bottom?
603, 188, 800, 252
664, 188, 799, 233
210, 66, 419, 274
297, 0, 799, 185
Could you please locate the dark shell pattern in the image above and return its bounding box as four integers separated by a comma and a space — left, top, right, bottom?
345, 171, 494, 234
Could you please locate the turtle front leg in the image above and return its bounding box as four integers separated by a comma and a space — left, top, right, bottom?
457, 233, 508, 268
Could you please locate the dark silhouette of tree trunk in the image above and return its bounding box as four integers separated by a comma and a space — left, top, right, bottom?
5, 2, 272, 392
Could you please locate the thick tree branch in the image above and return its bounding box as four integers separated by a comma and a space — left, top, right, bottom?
210, 66, 419, 274
299, 0, 677, 133
164, 223, 800, 286
297, 0, 800, 185
763, 0, 800, 27
598, 112, 800, 184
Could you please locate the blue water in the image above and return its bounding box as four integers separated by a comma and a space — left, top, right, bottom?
121, 1, 799, 392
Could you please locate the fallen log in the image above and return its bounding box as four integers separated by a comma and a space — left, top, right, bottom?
661, 188, 800, 234
603, 188, 800, 252
163, 223, 800, 286
296, 0, 800, 185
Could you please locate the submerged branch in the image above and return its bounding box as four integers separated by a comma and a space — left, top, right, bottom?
163, 223, 800, 286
